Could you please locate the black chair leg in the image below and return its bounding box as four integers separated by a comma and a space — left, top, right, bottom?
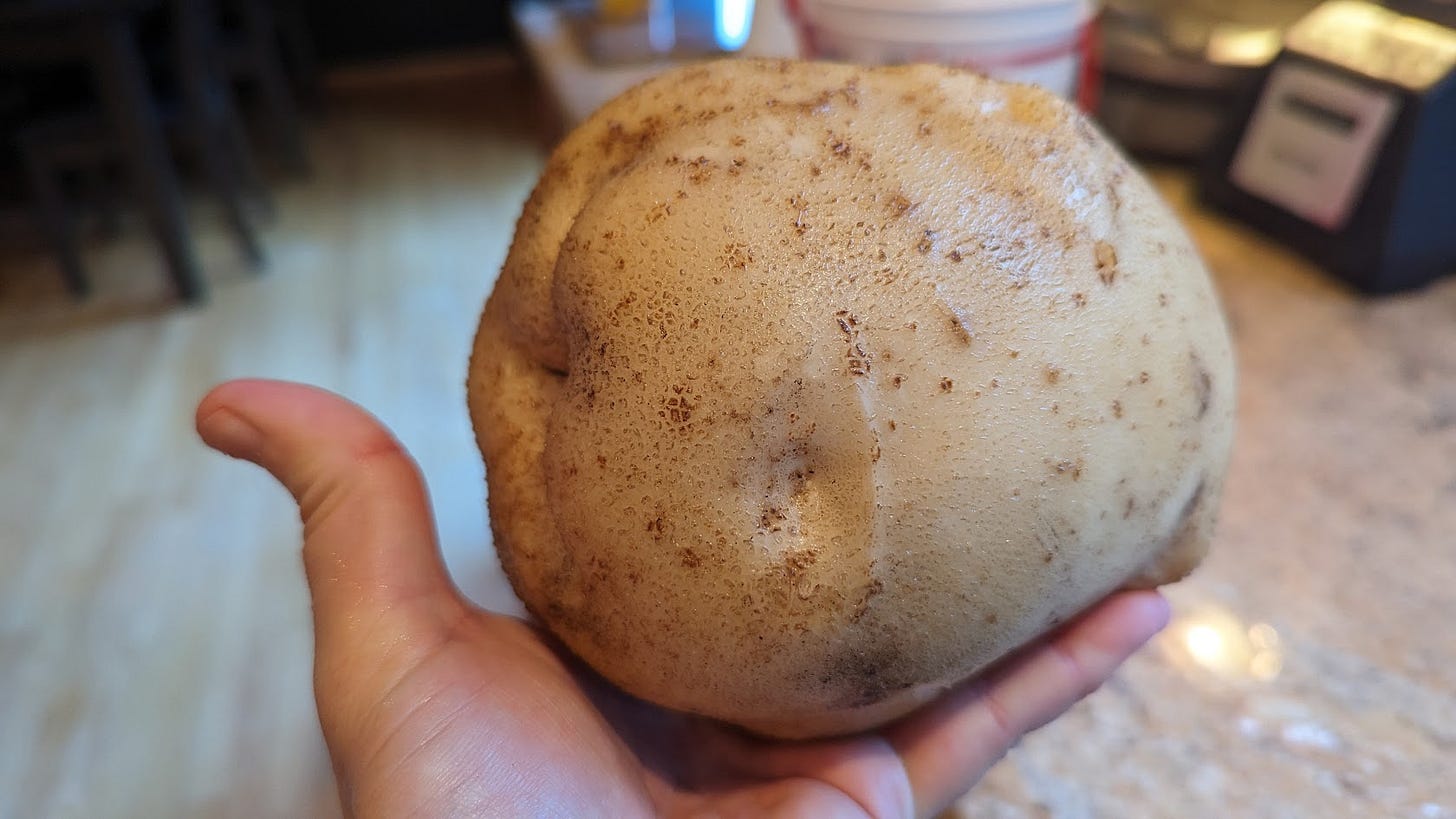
220, 102, 275, 220
273, 1, 322, 109
174, 0, 266, 270
88, 16, 206, 303
239, 0, 308, 174
83, 165, 124, 240
20, 142, 89, 298
196, 120, 265, 268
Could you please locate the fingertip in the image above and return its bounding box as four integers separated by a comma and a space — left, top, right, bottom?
196, 378, 272, 418
197, 405, 265, 462
193, 379, 422, 511
1134, 590, 1172, 635
1086, 590, 1173, 650
195, 380, 287, 457
195, 378, 462, 652
196, 380, 275, 462
888, 589, 1175, 816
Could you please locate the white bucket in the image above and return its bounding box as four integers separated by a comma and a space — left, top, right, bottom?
785, 0, 1098, 106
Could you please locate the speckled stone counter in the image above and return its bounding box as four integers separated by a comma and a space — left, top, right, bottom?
952, 171, 1456, 819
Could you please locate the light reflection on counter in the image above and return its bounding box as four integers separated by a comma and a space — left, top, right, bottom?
1163, 604, 1284, 682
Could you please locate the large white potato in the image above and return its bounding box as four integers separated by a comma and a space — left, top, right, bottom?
468, 59, 1234, 739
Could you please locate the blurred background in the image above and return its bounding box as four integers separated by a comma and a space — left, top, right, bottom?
0, 0, 1452, 817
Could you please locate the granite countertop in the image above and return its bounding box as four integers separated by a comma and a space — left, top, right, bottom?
953, 171, 1456, 819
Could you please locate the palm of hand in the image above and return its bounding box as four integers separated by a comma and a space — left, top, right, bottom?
332, 609, 919, 817
198, 380, 1170, 819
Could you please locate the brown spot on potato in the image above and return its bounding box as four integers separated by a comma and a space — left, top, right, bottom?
722, 242, 753, 270
888, 194, 915, 217
1053, 459, 1084, 480
1181, 481, 1207, 519
1112, 400, 1124, 419
940, 377, 954, 392
1095, 241, 1118, 285
686, 155, 715, 184
1107, 176, 1123, 212
1045, 366, 1063, 385
849, 578, 884, 623
945, 310, 974, 346
830, 643, 915, 708
1191, 351, 1213, 419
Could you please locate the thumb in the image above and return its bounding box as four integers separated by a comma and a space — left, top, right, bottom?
195, 379, 467, 664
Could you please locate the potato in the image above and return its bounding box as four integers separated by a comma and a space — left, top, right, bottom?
468, 59, 1234, 739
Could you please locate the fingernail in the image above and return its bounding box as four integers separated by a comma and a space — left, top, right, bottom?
1138, 593, 1173, 636
199, 408, 264, 462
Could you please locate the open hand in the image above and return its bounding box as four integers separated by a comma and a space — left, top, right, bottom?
197, 379, 1169, 818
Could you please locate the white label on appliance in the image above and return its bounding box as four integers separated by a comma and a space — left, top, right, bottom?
1229, 61, 1399, 231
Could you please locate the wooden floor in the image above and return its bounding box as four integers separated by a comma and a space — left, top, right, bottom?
0, 59, 543, 818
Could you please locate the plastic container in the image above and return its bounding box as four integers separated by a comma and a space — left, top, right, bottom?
785, 0, 1098, 107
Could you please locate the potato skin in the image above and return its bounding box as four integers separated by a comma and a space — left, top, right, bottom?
468, 59, 1234, 739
